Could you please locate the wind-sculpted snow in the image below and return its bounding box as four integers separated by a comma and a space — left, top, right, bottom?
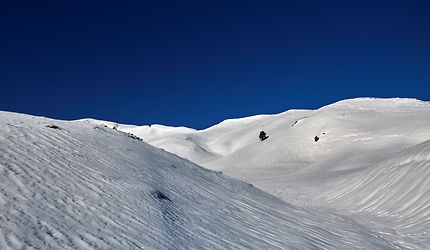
119, 98, 430, 248
319, 140, 430, 249
0, 112, 397, 249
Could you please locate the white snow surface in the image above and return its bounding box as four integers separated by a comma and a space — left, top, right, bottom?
119, 98, 430, 249
0, 111, 399, 249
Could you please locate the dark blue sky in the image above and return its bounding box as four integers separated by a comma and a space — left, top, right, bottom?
1, 1, 429, 129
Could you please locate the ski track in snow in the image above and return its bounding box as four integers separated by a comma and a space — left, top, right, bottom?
119, 98, 430, 249
0, 111, 398, 249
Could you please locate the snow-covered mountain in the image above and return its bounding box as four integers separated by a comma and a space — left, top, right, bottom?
118, 98, 430, 249
0, 111, 398, 249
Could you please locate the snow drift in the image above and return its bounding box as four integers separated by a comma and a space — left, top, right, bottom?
0, 111, 397, 249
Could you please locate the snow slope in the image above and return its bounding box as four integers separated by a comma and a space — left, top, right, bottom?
0, 111, 397, 249
119, 98, 430, 248
320, 139, 430, 249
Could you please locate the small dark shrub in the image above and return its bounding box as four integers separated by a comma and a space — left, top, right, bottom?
259, 131, 269, 141
314, 136, 319, 142
46, 124, 61, 130
127, 133, 142, 141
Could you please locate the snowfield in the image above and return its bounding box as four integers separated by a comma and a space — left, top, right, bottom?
0, 111, 400, 249
119, 98, 430, 249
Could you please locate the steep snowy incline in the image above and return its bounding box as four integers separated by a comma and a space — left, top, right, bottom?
0, 111, 396, 249
117, 97, 430, 249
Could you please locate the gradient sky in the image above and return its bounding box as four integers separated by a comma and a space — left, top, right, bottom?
1, 1, 429, 129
